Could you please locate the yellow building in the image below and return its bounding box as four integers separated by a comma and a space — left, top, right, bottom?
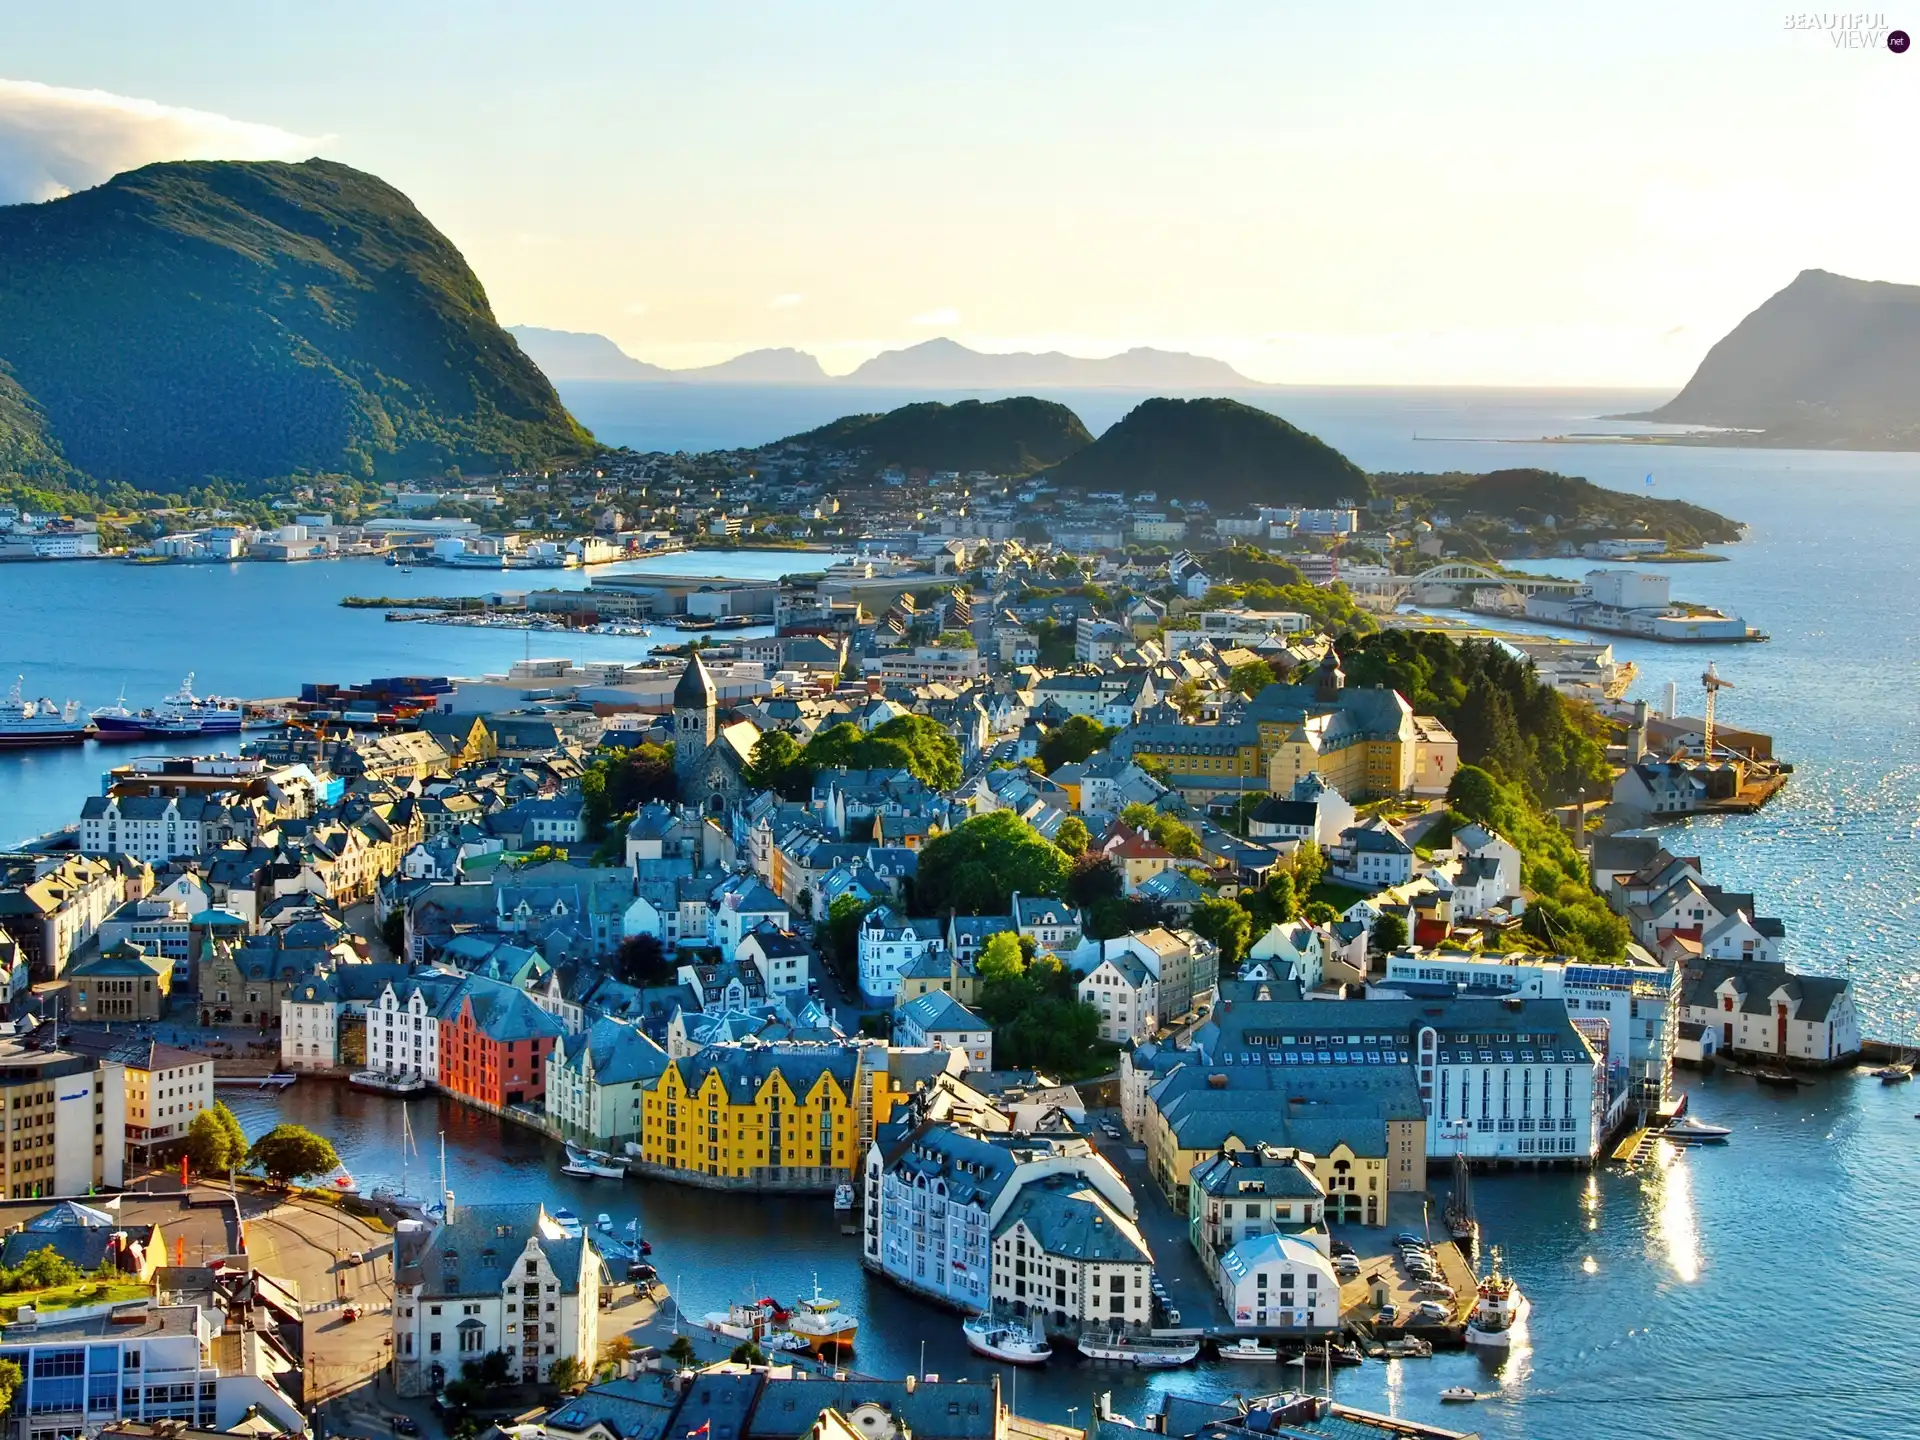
892, 951, 982, 1009
1120, 657, 1421, 802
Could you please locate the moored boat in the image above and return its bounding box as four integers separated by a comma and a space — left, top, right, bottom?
550, 1208, 584, 1238
0, 679, 94, 747
1875, 1061, 1913, 1084
1440, 1387, 1479, 1403
788, 1277, 857, 1353
93, 673, 242, 738
1382, 1336, 1434, 1358
1076, 1334, 1200, 1367
1662, 1114, 1731, 1144
349, 1069, 429, 1097
1216, 1337, 1278, 1361
1463, 1250, 1529, 1350
833, 1182, 856, 1211
562, 1146, 626, 1179
704, 1298, 783, 1342
962, 1314, 1051, 1365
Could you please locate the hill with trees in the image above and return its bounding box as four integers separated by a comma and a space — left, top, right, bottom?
1043, 397, 1370, 508
1373, 468, 1741, 549
787, 397, 1093, 477
0, 158, 594, 493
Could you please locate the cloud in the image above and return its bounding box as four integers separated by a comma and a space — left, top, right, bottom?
623, 301, 650, 316
769, 292, 804, 309
911, 307, 961, 327
0, 78, 320, 206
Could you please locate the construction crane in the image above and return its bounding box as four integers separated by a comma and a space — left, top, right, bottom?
1701, 663, 1732, 759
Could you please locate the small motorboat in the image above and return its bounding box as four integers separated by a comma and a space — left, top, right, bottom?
562, 1146, 626, 1179
595, 1213, 614, 1231
550, 1208, 584, 1238
1440, 1387, 1479, 1404
1217, 1337, 1278, 1362
833, 1182, 856, 1212
1382, 1336, 1433, 1358
1662, 1115, 1731, 1144
1875, 1063, 1913, 1084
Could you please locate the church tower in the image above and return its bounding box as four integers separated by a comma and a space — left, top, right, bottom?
673, 652, 717, 793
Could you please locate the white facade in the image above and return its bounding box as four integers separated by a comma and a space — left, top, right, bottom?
1247, 921, 1325, 991
369, 981, 444, 1081
1077, 957, 1158, 1044
281, 982, 339, 1071
858, 908, 945, 1002
1218, 1232, 1339, 1329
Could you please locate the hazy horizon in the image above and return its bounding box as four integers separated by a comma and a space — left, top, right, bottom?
3, 4, 1916, 387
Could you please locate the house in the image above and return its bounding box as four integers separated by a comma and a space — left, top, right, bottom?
1098, 824, 1178, 896
1076, 949, 1158, 1044
1612, 761, 1709, 816
1011, 893, 1082, 954
1246, 774, 1355, 848
437, 973, 568, 1111
1246, 921, 1326, 991
990, 1170, 1155, 1335
735, 925, 813, 997
894, 990, 993, 1069
1070, 928, 1218, 1023
1680, 958, 1860, 1065
1330, 820, 1415, 890
366, 972, 464, 1084
859, 905, 947, 1003
1188, 1144, 1328, 1276
1218, 1231, 1339, 1330
545, 1016, 672, 1150
391, 1201, 599, 1394
67, 941, 172, 1022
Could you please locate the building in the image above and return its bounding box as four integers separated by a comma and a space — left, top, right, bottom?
438, 973, 568, 1112
1077, 947, 1158, 1044
858, 906, 946, 1003
1218, 1231, 1339, 1330
893, 991, 993, 1069
0, 1304, 223, 1435
989, 1171, 1153, 1335
1070, 928, 1217, 1024
545, 1017, 671, 1150
1679, 958, 1860, 1065
366, 973, 462, 1084
873, 646, 986, 686
735, 927, 812, 998
67, 942, 173, 1023
77, 793, 260, 864
0, 1036, 127, 1196
392, 1200, 600, 1395
62, 1035, 214, 1171
280, 975, 341, 1072
0, 853, 128, 982
1188, 1144, 1328, 1277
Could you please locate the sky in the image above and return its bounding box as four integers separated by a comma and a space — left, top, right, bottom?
2, 2, 1916, 385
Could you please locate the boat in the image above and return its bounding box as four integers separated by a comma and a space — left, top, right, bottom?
1295, 1340, 1363, 1368
962, 1314, 1052, 1365
1077, 1334, 1201, 1367
93, 673, 243, 738
1753, 1068, 1805, 1089
1439, 1388, 1479, 1404
1662, 1114, 1731, 1144
1874, 1059, 1913, 1084
550, 1208, 584, 1239
320, 1163, 358, 1196
0, 678, 95, 747
1462, 1250, 1530, 1350
595, 1213, 613, 1232
703, 1298, 783, 1342
1216, 1337, 1278, 1362
372, 1103, 434, 1215
833, 1182, 856, 1212
1444, 1151, 1478, 1245
349, 1069, 429, 1097
561, 1146, 626, 1179
1381, 1336, 1434, 1359
787, 1276, 858, 1353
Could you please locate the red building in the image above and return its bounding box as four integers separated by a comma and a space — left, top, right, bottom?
437, 975, 565, 1109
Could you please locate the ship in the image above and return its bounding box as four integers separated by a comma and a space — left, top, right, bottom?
93, 674, 243, 738
787, 1276, 858, 1353
1076, 1333, 1201, 1367
349, 1069, 430, 1098
1462, 1249, 1530, 1350
0, 678, 95, 747
962, 1313, 1051, 1365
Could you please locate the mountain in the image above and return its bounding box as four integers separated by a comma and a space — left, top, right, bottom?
1045, 397, 1370, 507
689, 347, 830, 383
1635, 269, 1920, 447
508, 326, 672, 381
846, 337, 1260, 388
787, 397, 1093, 476
0, 158, 593, 492
1374, 468, 1742, 548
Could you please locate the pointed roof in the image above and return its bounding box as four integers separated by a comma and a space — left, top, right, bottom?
674, 653, 716, 709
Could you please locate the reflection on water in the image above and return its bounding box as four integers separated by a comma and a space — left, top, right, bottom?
1646, 1146, 1701, 1285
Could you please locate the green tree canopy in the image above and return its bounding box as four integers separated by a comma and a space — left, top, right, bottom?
1120, 803, 1201, 858
1036, 715, 1119, 774
912, 811, 1071, 916
802, 715, 961, 791
186, 1101, 248, 1175
742, 730, 813, 799
1191, 896, 1252, 969
1371, 911, 1409, 955
1054, 816, 1091, 857
247, 1124, 341, 1186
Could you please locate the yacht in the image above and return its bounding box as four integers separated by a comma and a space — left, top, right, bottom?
550, 1208, 585, 1239
962, 1314, 1052, 1365
787, 1276, 858, 1353
1216, 1337, 1278, 1362
1076, 1334, 1201, 1367
0, 679, 94, 747
1462, 1250, 1530, 1350
1662, 1114, 1732, 1144
562, 1146, 626, 1179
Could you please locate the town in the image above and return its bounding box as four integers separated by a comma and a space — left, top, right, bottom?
0, 462, 1856, 1440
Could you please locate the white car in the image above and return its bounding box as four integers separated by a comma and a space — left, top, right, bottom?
1416, 1300, 1450, 1321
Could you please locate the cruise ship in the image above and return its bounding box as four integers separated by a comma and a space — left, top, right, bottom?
92, 674, 244, 738
0, 678, 95, 747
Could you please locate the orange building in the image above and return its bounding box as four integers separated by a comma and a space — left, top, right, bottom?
437, 975, 566, 1110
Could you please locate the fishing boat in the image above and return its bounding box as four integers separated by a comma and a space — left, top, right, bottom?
962, 1314, 1052, 1365
349, 1068, 429, 1097
1753, 1068, 1805, 1089
561, 1146, 626, 1179
1463, 1250, 1530, 1350
1076, 1334, 1200, 1367
833, 1182, 856, 1212
1444, 1151, 1478, 1245
1216, 1337, 1278, 1362
0, 679, 94, 747
703, 1298, 783, 1342
1662, 1114, 1731, 1144
1439, 1388, 1479, 1404
93, 673, 242, 738
787, 1276, 858, 1353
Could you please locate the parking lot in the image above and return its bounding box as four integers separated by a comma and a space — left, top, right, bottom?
1331, 1199, 1476, 1333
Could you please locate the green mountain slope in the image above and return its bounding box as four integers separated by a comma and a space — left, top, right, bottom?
1045, 396, 1370, 506
789, 397, 1093, 476
0, 158, 594, 490
1375, 468, 1742, 548
1635, 269, 1920, 447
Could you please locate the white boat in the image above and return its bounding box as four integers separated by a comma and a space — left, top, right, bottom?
0, 678, 94, 747
1462, 1250, 1530, 1350
349, 1069, 429, 1097
962, 1314, 1051, 1365
787, 1275, 858, 1353
550, 1208, 584, 1239
595, 1213, 614, 1231
1440, 1388, 1479, 1403
1216, 1337, 1278, 1361
703, 1297, 785, 1342
1076, 1334, 1201, 1367
833, 1182, 856, 1212
562, 1146, 625, 1179
1662, 1114, 1731, 1144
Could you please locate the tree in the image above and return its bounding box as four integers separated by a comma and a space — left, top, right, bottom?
1228, 660, 1278, 697
246, 1124, 340, 1186
1303, 901, 1339, 925
0, 1357, 19, 1416
615, 932, 673, 986
730, 1341, 767, 1365
380, 906, 406, 957
582, 743, 678, 837
1290, 837, 1327, 895
1036, 715, 1118, 774
802, 716, 961, 791
1054, 816, 1090, 857
742, 730, 813, 800
1190, 896, 1252, 970
548, 1355, 586, 1393
1371, 912, 1409, 955
1120, 803, 1201, 859
821, 894, 873, 979
1244, 871, 1297, 930
912, 811, 1072, 916
934, 630, 976, 648
976, 931, 1026, 986
666, 1335, 698, 1367
1169, 678, 1204, 720
186, 1101, 247, 1175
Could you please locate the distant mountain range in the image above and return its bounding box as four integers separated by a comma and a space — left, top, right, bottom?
0, 159, 592, 496
509, 328, 1264, 389
1629, 269, 1920, 448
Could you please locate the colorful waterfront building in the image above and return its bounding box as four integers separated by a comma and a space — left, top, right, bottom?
436, 973, 566, 1111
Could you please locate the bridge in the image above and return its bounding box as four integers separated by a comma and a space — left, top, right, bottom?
1345, 562, 1585, 600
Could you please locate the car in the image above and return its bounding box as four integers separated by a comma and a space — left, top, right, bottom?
1334, 1255, 1362, 1275
1394, 1233, 1426, 1247
394, 1419, 421, 1436
1328, 1238, 1356, 1257
346, 1250, 365, 1265
1376, 1303, 1400, 1324
1416, 1300, 1450, 1321
341, 1306, 361, 1323
1419, 1282, 1455, 1299
1165, 1308, 1182, 1326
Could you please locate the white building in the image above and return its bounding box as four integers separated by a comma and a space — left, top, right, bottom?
77, 792, 257, 863
1246, 921, 1325, 991
367, 976, 458, 1083
282, 975, 339, 1072
736, 926, 812, 997
858, 906, 946, 1003
1076, 951, 1158, 1044
1218, 1232, 1339, 1329
1680, 958, 1860, 1065
392, 1201, 600, 1395
990, 1172, 1153, 1334
894, 991, 993, 1069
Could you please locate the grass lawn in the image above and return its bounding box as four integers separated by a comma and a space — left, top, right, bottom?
1309, 880, 1371, 913
0, 1280, 150, 1318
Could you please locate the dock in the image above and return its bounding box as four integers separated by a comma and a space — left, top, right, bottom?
1612, 1127, 1655, 1163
